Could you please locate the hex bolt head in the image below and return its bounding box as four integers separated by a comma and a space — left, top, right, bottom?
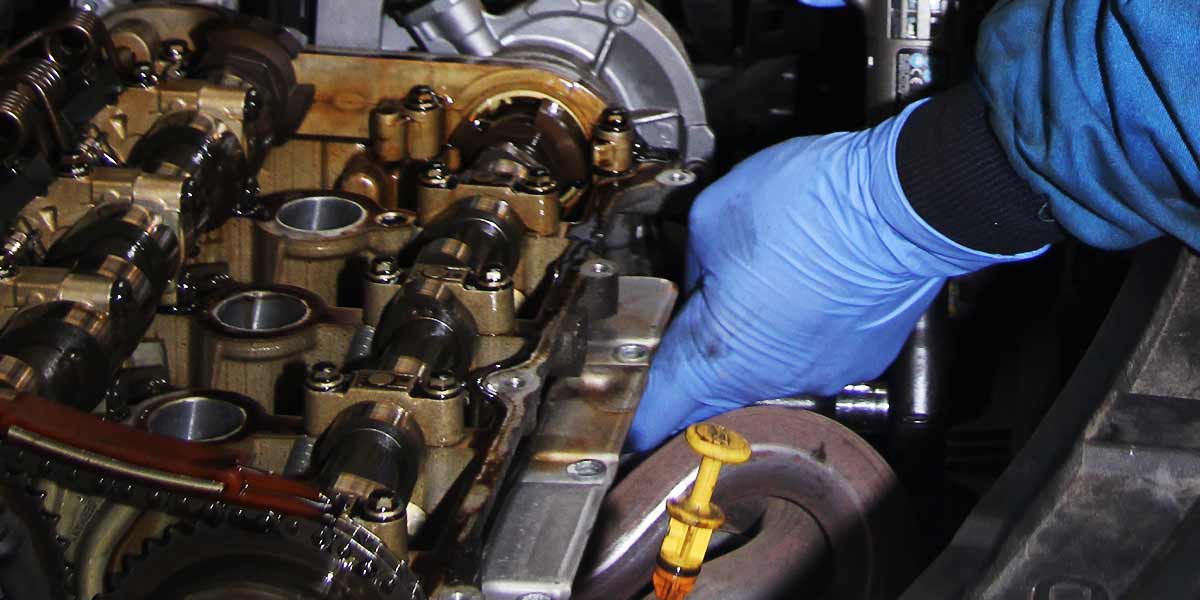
0, 259, 18, 280
427, 371, 460, 392
404, 85, 441, 112
613, 343, 649, 363
243, 87, 262, 122
567, 459, 607, 479
306, 362, 343, 392
132, 63, 158, 88
598, 107, 631, 132
161, 40, 189, 63
423, 370, 462, 399
606, 0, 637, 25
517, 167, 556, 195
58, 152, 92, 178
361, 489, 404, 522
420, 161, 452, 188
367, 257, 400, 283
486, 373, 527, 394
655, 168, 697, 187
475, 265, 510, 290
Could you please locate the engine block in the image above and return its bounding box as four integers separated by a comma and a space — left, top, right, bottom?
0, 5, 686, 599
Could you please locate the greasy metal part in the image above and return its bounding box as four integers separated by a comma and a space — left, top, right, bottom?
253, 190, 415, 307
0, 477, 70, 600
9, 425, 225, 495
142, 394, 250, 442
420, 196, 527, 280
757, 383, 891, 435
316, 401, 425, 558
306, 365, 470, 450
450, 96, 590, 185
417, 166, 563, 238
384, 85, 445, 162
888, 302, 947, 479
4, 168, 190, 265
371, 278, 479, 378
0, 390, 327, 516
109, 517, 422, 599
480, 276, 676, 600
197, 285, 358, 413
0, 5, 715, 598
72, 501, 140, 600
317, 401, 425, 501
290, 52, 608, 144
593, 107, 635, 175
576, 407, 918, 600
320, 0, 714, 166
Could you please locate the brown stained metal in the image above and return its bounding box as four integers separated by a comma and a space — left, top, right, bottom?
5, 168, 188, 264
196, 285, 359, 413
292, 53, 608, 142
417, 180, 562, 237
89, 80, 251, 163
0, 392, 324, 517
575, 407, 917, 600
103, 5, 221, 52
304, 373, 467, 448
251, 191, 416, 307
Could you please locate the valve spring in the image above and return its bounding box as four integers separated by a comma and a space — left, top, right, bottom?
0, 88, 34, 150
44, 9, 104, 69
19, 58, 65, 104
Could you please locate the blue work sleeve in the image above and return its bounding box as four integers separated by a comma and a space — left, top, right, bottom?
977, 0, 1200, 249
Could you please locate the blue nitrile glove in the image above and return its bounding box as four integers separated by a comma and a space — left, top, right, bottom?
627, 101, 1046, 452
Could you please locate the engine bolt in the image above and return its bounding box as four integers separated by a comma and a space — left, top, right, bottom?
404, 85, 441, 112
517, 167, 556, 195
475, 265, 509, 290
306, 362, 343, 392
419, 161, 452, 188
161, 40, 189, 64
367, 257, 400, 284
59, 152, 92, 178
598, 107, 632, 132
567, 459, 606, 479
131, 63, 157, 88
362, 489, 404, 522
243, 87, 261, 122
614, 343, 649, 363
0, 259, 18, 280
422, 370, 461, 398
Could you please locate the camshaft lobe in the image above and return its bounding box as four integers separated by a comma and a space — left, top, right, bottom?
0, 108, 246, 409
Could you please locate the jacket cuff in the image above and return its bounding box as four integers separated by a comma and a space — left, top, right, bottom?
895, 82, 1064, 255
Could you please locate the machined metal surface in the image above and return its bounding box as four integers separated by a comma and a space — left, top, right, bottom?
482, 276, 676, 600
316, 0, 714, 167
0, 3, 723, 599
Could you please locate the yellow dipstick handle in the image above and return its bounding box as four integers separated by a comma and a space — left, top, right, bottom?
653, 422, 751, 600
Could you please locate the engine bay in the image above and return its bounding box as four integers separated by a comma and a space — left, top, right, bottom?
0, 1, 1178, 599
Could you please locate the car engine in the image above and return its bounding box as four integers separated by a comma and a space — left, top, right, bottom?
0, 1, 1187, 599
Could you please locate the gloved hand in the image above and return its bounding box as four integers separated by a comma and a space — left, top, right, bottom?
627, 101, 1046, 452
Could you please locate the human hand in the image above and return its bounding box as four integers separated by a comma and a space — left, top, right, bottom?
627, 101, 1044, 451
